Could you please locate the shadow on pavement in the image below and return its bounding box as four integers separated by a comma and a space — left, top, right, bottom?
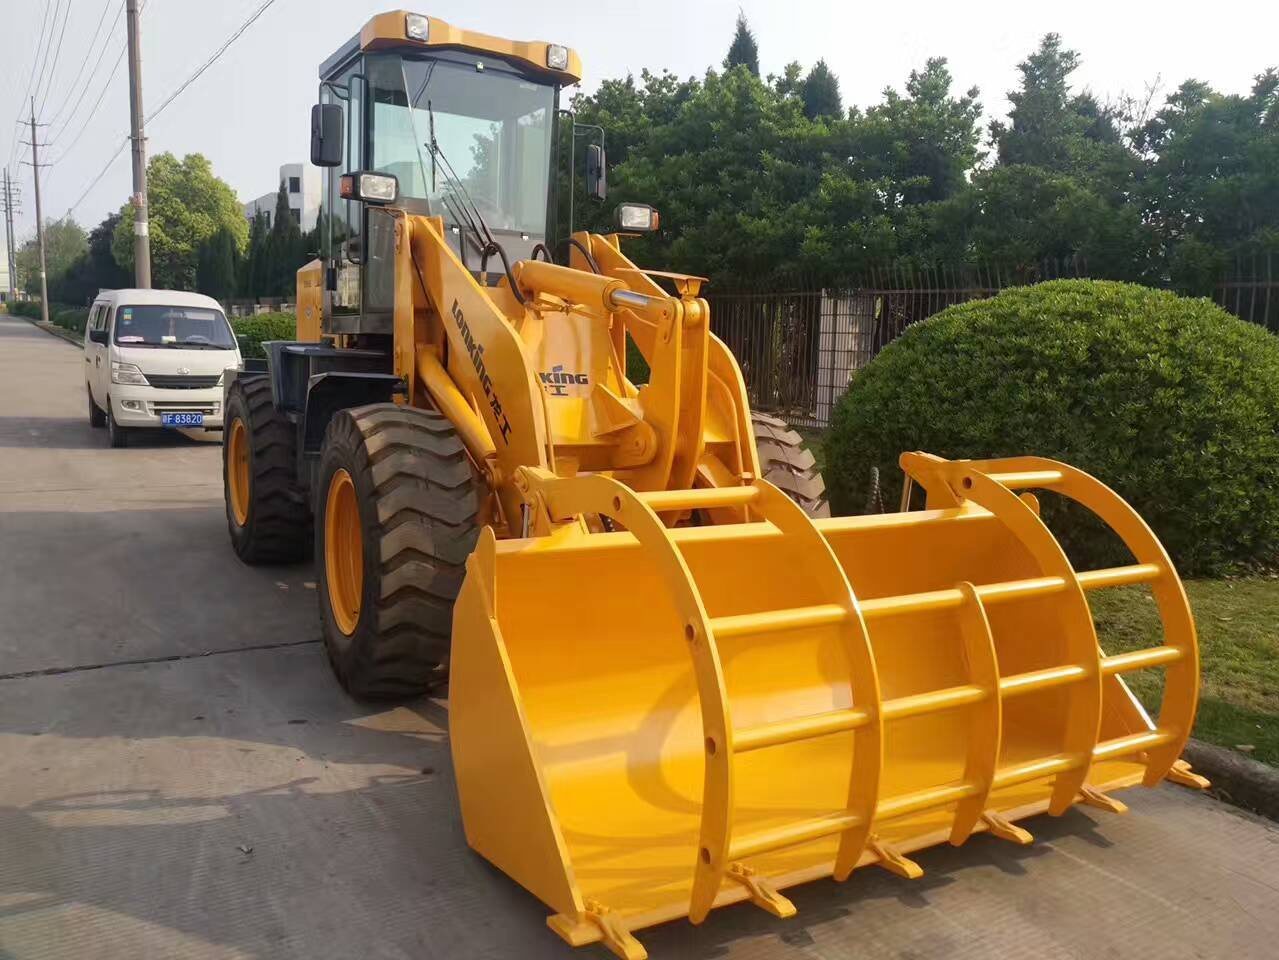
0, 416, 220, 450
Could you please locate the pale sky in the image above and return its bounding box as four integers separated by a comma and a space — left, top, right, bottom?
2, 0, 1277, 262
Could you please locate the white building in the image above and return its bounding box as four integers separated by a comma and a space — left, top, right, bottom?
0, 240, 12, 303
242, 163, 321, 233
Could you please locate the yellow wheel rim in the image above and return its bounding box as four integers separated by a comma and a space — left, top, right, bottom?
325, 468, 363, 636
227, 418, 250, 527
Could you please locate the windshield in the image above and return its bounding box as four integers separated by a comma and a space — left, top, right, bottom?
368, 55, 556, 235
113, 304, 237, 349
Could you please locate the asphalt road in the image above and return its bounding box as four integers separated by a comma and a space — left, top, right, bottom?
2, 313, 1277, 960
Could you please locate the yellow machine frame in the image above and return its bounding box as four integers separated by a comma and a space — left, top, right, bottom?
289, 14, 1209, 960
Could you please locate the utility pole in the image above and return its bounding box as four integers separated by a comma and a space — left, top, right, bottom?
126, 0, 151, 288
1, 168, 19, 304
27, 100, 50, 326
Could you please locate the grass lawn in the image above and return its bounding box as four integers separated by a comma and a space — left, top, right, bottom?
1089, 578, 1279, 766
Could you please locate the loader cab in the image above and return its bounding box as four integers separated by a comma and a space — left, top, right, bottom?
311, 12, 580, 339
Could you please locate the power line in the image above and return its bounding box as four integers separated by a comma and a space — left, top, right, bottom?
48, 0, 141, 162
56, 136, 129, 224
8, 1, 55, 170
30, 0, 69, 119
54, 0, 276, 225
49, 46, 127, 163
46, 0, 120, 130
36, 0, 75, 119
146, 0, 279, 124
18, 2, 55, 117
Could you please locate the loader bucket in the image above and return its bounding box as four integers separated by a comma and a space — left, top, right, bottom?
449, 455, 1203, 960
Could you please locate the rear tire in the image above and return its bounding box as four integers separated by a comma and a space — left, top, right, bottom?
224, 376, 310, 564
88, 386, 105, 428
105, 400, 129, 448
316, 404, 482, 699
752, 411, 830, 518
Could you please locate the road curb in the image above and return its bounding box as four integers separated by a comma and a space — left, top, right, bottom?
1184, 738, 1279, 821
20, 316, 83, 346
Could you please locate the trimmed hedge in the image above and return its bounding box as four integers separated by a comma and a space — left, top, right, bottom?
231, 312, 296, 359
7, 300, 43, 319
826, 280, 1279, 576
7, 300, 88, 333
51, 306, 89, 334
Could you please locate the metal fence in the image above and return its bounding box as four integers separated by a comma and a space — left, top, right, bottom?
1217, 252, 1279, 331
708, 259, 1086, 429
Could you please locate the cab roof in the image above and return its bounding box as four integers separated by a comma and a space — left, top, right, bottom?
93, 289, 225, 311
319, 10, 582, 85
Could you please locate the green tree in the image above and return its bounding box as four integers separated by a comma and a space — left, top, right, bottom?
113, 152, 247, 290
241, 210, 270, 299
990, 33, 1084, 170
723, 12, 759, 77
801, 60, 842, 120
14, 219, 88, 296
1136, 71, 1279, 290
988, 33, 1134, 193
48, 213, 130, 304
266, 181, 306, 297
569, 55, 987, 283
948, 165, 1150, 277
859, 58, 983, 204
196, 227, 239, 302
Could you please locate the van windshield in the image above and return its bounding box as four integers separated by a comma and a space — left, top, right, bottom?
113, 305, 236, 349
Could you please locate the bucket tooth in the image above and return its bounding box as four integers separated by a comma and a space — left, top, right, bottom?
1167, 759, 1211, 790
727, 862, 796, 919
548, 901, 647, 960
868, 835, 924, 879
980, 811, 1034, 845
1078, 784, 1128, 814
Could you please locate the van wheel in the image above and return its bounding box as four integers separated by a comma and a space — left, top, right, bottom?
106, 400, 129, 448
316, 404, 482, 699
224, 376, 310, 564
88, 386, 106, 428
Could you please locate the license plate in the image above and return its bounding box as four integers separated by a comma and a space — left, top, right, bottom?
161, 412, 204, 427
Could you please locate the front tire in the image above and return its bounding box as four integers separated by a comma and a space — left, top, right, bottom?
316, 404, 482, 699
224, 376, 310, 564
105, 399, 129, 448
752, 411, 829, 518
88, 386, 106, 427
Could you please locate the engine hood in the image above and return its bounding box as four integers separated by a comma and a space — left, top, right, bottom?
114, 345, 241, 377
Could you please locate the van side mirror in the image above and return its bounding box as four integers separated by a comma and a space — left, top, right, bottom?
585, 144, 607, 201
311, 104, 344, 167
89, 328, 108, 345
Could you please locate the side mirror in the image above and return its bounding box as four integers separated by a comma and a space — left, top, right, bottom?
311, 103, 344, 167
88, 328, 109, 345
585, 143, 607, 201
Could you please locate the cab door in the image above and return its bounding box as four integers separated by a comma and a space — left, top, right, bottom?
87, 302, 110, 404
84, 303, 102, 401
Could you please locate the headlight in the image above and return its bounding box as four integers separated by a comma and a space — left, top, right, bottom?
339, 171, 398, 205
216, 370, 225, 387
405, 13, 430, 42
614, 203, 660, 232
546, 44, 569, 71
111, 361, 149, 385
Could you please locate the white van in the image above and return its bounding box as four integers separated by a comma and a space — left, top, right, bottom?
84, 289, 242, 447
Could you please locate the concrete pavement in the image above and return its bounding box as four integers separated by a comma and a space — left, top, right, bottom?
2, 313, 1278, 960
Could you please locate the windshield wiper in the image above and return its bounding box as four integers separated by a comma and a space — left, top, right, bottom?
427, 99, 437, 194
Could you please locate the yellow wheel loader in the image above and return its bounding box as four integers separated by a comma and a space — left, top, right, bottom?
222, 11, 1209, 958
